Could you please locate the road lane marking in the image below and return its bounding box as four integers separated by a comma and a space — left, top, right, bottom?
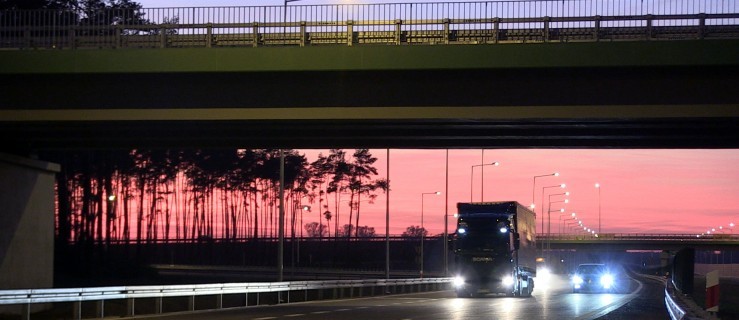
285, 314, 305, 317
335, 309, 350, 312
253, 318, 277, 320
311, 311, 330, 314
575, 279, 644, 320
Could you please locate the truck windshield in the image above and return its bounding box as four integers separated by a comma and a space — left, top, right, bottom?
456, 216, 511, 252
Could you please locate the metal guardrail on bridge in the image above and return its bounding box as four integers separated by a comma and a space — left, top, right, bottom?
1, 0, 738, 49
0, 277, 451, 320
539, 233, 739, 241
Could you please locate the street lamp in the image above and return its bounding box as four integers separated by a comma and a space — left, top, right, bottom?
532, 172, 559, 211
548, 192, 569, 237
470, 162, 499, 202
540, 184, 565, 239
559, 212, 576, 234
565, 220, 579, 233
421, 191, 441, 278
595, 183, 601, 234
540, 183, 565, 255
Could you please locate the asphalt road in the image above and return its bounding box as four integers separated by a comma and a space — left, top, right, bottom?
126, 275, 645, 320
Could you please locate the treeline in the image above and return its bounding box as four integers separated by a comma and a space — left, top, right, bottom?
0, 0, 178, 37
42, 149, 388, 246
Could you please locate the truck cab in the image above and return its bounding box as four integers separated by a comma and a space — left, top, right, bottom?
451, 202, 536, 298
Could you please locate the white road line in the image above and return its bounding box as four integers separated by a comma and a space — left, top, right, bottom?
253, 317, 277, 320
311, 311, 331, 314
575, 279, 645, 320
285, 314, 305, 317
335, 309, 350, 312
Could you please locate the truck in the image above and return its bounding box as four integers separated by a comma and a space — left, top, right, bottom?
451, 201, 537, 297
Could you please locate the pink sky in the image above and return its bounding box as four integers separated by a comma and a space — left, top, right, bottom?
301, 149, 739, 236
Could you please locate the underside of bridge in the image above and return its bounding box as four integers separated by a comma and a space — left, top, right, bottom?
1, 40, 738, 152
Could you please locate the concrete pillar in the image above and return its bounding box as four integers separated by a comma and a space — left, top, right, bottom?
0, 153, 59, 315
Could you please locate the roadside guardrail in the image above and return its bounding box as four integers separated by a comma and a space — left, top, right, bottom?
628, 269, 710, 320
0, 277, 451, 320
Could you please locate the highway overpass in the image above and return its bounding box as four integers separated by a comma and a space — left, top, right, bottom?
1, 3, 738, 151
0, 1, 737, 303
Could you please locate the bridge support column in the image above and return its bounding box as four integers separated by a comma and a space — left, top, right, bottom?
0, 153, 58, 316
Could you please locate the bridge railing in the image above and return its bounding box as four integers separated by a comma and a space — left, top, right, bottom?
1, 1, 738, 49
0, 277, 451, 320
1, 13, 737, 49
539, 233, 739, 241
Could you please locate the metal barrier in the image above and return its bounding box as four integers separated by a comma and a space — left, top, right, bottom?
540, 233, 739, 241
1, 13, 737, 49
1, 0, 738, 49
0, 277, 451, 319
634, 269, 717, 320
665, 279, 718, 320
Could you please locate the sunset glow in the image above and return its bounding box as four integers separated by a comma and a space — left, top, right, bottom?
299, 149, 739, 235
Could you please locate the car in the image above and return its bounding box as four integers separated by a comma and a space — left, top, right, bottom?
571, 263, 617, 293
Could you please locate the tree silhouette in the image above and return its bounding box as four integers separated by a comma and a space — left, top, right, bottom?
45, 148, 389, 257
348, 149, 388, 237
303, 222, 327, 237
325, 149, 350, 237
402, 225, 427, 238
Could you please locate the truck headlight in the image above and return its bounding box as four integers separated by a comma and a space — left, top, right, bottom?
502, 275, 514, 286
600, 274, 614, 288
572, 275, 584, 285
453, 276, 465, 288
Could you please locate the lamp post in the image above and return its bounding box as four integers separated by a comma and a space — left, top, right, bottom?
540, 184, 565, 256
278, 150, 285, 282
385, 149, 390, 280
540, 184, 565, 239
547, 192, 569, 237
470, 162, 499, 202
421, 191, 441, 278
546, 192, 568, 258
295, 205, 310, 267
565, 220, 579, 234
532, 172, 559, 212
444, 149, 449, 276
595, 183, 601, 234
559, 212, 575, 234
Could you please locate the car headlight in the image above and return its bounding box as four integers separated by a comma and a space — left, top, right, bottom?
600, 274, 614, 288
453, 276, 465, 288
572, 275, 584, 285
502, 275, 514, 286
537, 267, 551, 282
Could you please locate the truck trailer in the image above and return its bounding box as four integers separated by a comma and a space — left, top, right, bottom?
451, 201, 537, 297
